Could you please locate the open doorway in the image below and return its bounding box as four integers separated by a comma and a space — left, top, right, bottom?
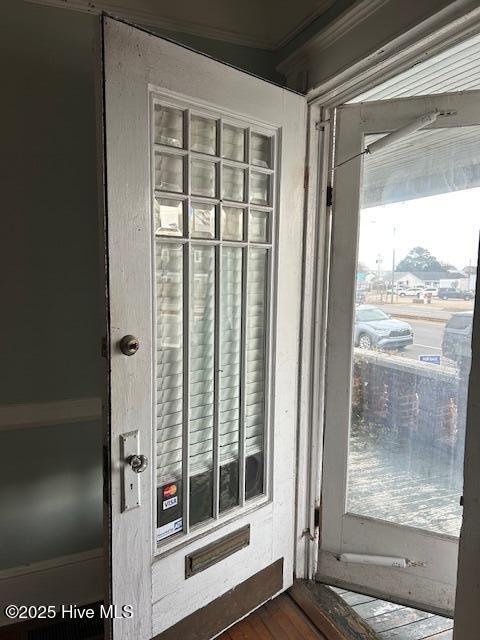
316, 28, 480, 626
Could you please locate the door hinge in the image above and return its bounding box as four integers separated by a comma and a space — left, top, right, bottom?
326, 185, 333, 208
304, 166, 309, 191
302, 506, 321, 542
315, 119, 330, 131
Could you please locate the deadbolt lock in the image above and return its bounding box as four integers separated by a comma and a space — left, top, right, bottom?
119, 334, 140, 356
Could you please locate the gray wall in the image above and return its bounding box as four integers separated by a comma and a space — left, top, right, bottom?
0, 1, 282, 572
0, 3, 103, 570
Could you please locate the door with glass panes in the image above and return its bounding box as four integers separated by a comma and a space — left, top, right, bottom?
103, 17, 306, 640
319, 90, 480, 615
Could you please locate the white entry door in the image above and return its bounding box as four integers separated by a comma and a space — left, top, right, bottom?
319, 90, 480, 615
102, 17, 306, 640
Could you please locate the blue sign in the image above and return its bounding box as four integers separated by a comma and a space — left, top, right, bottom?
357, 272, 366, 282
419, 355, 441, 365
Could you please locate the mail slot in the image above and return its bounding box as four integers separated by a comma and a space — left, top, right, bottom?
185, 525, 250, 578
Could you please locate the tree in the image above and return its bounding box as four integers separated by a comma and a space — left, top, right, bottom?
440, 261, 459, 272
463, 265, 477, 275
395, 247, 444, 272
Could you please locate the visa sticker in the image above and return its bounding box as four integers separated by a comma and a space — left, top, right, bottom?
163, 496, 178, 510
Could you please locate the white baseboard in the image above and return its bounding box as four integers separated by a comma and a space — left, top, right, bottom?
0, 548, 104, 626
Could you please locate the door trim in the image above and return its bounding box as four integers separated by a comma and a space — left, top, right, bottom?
319, 90, 480, 613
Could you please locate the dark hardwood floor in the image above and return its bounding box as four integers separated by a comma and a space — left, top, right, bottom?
218, 593, 328, 640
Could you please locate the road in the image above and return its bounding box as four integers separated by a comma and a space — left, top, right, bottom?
376, 302, 455, 363
403, 318, 444, 361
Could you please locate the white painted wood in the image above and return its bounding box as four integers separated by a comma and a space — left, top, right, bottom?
104, 17, 306, 640
0, 548, 104, 626
320, 90, 480, 614
318, 550, 454, 618
294, 103, 332, 580
278, 0, 480, 102
0, 397, 101, 431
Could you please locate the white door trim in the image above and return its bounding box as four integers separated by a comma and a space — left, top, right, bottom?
302, 0, 480, 107
319, 90, 480, 613
294, 102, 333, 579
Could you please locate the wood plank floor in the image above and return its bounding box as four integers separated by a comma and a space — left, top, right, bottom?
218, 592, 327, 640
330, 587, 454, 640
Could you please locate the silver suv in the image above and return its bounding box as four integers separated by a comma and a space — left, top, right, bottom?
355, 305, 414, 350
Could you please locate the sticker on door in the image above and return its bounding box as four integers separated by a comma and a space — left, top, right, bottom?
157, 482, 183, 541
157, 518, 183, 543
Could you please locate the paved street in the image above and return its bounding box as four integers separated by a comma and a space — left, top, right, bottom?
400, 318, 444, 361
374, 299, 473, 364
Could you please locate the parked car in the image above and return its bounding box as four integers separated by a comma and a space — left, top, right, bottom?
398, 287, 424, 297
423, 287, 438, 297
442, 311, 473, 364
438, 288, 473, 300
354, 305, 414, 350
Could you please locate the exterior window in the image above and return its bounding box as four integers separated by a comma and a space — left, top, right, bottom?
152, 98, 276, 545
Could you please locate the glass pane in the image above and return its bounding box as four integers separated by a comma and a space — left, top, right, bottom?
190, 245, 215, 525
219, 247, 243, 511
191, 115, 217, 155
156, 243, 184, 542
191, 159, 216, 198
249, 210, 269, 243
223, 124, 245, 162
154, 104, 184, 148
154, 198, 183, 237
347, 127, 480, 537
190, 203, 215, 239
250, 172, 270, 206
245, 248, 268, 500
251, 133, 272, 168
222, 165, 245, 202
222, 207, 244, 241
155, 153, 184, 193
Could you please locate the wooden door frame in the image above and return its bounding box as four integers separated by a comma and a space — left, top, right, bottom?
295, 13, 480, 595
313, 92, 480, 615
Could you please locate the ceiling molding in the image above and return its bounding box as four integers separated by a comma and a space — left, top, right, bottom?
277, 0, 387, 75
306, 0, 480, 105
273, 0, 337, 50
26, 0, 337, 51
26, 0, 275, 48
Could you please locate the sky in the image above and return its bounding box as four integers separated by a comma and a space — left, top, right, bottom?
358, 187, 480, 273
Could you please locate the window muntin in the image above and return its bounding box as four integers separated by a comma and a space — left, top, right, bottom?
152, 97, 276, 547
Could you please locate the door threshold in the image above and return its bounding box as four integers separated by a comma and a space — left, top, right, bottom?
329, 585, 454, 640
289, 581, 380, 640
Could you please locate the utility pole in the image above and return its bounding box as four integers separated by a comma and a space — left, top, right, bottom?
391, 225, 396, 304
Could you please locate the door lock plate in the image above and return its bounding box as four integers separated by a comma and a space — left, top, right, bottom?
120, 430, 143, 512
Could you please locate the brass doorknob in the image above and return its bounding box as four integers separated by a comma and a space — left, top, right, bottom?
119, 335, 140, 356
